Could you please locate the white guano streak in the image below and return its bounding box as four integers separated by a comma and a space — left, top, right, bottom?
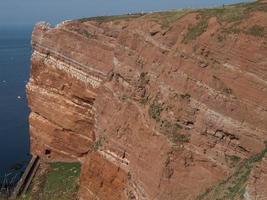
33, 51, 103, 88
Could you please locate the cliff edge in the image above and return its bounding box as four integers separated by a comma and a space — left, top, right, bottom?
27, 1, 267, 199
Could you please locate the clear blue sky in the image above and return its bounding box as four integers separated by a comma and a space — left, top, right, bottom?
0, 0, 252, 26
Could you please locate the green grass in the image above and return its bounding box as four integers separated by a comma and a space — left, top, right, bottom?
160, 120, 189, 144
182, 3, 249, 43
148, 97, 190, 144
196, 142, 267, 200
200, 1, 267, 23
200, 5, 246, 23
222, 24, 266, 38
78, 13, 144, 23
78, 30, 93, 39
70, 27, 95, 39
182, 1, 267, 42
77, 1, 267, 25
20, 162, 81, 200
246, 25, 265, 37
226, 155, 241, 163
223, 25, 242, 35
148, 10, 190, 29
43, 163, 80, 199
148, 100, 163, 122
183, 17, 209, 43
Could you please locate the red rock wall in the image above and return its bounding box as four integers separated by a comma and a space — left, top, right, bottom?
27, 2, 267, 199
27, 22, 110, 161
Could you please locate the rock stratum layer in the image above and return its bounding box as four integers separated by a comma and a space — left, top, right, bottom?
27, 1, 267, 199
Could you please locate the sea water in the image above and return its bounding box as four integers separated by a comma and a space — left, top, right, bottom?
0, 26, 32, 181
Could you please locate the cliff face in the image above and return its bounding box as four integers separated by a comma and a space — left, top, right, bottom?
27, 1, 267, 199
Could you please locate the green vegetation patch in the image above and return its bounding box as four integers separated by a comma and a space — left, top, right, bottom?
71, 28, 95, 40
183, 1, 267, 42
148, 9, 190, 29
200, 1, 267, 23
221, 23, 266, 39
227, 155, 241, 163
246, 25, 265, 37
148, 97, 190, 144
196, 142, 267, 200
226, 155, 241, 168
160, 120, 189, 144
78, 13, 144, 23
91, 136, 106, 151
182, 16, 209, 43
44, 162, 81, 200
200, 5, 246, 23
76, 29, 94, 39
148, 100, 163, 122
20, 162, 81, 200
182, 2, 252, 43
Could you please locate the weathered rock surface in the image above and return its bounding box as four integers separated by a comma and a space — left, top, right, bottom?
27, 1, 267, 199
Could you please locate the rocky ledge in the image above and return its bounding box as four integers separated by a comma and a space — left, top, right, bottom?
26, 1, 267, 199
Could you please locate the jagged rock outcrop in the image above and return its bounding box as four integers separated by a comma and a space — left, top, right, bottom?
27, 1, 267, 199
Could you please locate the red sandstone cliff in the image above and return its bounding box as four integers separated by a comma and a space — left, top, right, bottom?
27, 1, 267, 199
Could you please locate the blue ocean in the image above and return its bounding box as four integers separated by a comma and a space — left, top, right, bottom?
0, 26, 33, 179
